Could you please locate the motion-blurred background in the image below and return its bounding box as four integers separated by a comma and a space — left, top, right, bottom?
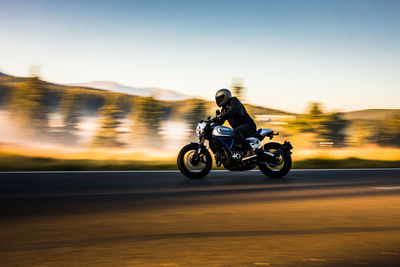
1, 0, 399, 170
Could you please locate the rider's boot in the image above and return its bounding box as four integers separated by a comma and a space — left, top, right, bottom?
242, 143, 256, 160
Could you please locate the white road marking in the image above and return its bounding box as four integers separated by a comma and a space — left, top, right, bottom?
369, 186, 400, 190
0, 170, 184, 174
290, 168, 400, 172
1, 168, 400, 174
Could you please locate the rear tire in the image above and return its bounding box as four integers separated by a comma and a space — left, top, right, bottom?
177, 143, 212, 179
258, 142, 292, 178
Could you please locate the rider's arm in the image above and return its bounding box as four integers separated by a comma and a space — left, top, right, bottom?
219, 98, 241, 122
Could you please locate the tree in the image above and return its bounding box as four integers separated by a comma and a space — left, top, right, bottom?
8, 75, 49, 135
185, 98, 208, 139
60, 91, 81, 143
91, 94, 124, 147
320, 113, 348, 146
231, 78, 246, 102
131, 96, 164, 146
287, 102, 348, 147
308, 102, 323, 117
351, 120, 374, 146
377, 115, 400, 147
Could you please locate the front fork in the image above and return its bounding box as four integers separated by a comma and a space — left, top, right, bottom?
192, 137, 206, 165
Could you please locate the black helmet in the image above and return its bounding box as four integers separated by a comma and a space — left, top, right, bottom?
215, 88, 232, 107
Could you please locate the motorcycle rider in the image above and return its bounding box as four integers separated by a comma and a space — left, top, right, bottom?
214, 88, 256, 159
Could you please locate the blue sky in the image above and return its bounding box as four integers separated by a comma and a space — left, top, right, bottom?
1, 0, 399, 113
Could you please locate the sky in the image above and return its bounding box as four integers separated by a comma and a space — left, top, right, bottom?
1, 0, 399, 113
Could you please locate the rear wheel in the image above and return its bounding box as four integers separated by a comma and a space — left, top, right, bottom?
177, 143, 212, 179
258, 142, 292, 178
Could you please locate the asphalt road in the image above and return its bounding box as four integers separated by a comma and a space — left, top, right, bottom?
1, 169, 400, 266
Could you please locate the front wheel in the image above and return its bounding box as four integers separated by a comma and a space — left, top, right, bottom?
177, 143, 212, 179
258, 142, 292, 178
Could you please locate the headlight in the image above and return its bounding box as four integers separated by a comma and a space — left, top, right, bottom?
196, 122, 207, 136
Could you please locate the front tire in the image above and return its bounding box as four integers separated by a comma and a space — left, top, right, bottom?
258, 142, 292, 178
177, 143, 212, 179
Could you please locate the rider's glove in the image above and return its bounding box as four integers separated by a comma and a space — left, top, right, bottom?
211, 117, 220, 124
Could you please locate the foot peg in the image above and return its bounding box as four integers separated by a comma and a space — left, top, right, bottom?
242, 150, 257, 161
242, 154, 257, 161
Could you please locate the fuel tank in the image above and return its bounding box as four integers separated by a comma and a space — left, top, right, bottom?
212, 126, 233, 137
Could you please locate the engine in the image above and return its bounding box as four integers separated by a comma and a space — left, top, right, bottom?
217, 147, 257, 171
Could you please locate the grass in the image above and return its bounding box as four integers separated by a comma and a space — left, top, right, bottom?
0, 154, 177, 171
292, 157, 400, 169
0, 153, 400, 171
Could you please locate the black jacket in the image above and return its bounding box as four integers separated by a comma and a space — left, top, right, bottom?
218, 97, 256, 129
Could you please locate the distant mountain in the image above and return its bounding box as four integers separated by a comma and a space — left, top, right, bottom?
69, 81, 192, 101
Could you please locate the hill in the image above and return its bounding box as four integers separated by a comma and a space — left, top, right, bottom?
2, 72, 398, 121
340, 109, 400, 121
0, 73, 290, 117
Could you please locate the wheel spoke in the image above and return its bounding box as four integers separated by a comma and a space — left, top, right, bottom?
265, 149, 284, 171
184, 150, 206, 172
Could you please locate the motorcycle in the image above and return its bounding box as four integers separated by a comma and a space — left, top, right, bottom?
177, 110, 293, 179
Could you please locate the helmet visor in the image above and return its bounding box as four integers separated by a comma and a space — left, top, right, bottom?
216, 94, 225, 106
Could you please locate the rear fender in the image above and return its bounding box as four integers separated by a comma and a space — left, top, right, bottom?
274, 141, 293, 155
257, 141, 293, 162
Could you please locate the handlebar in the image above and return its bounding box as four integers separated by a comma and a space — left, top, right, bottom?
201, 116, 219, 125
